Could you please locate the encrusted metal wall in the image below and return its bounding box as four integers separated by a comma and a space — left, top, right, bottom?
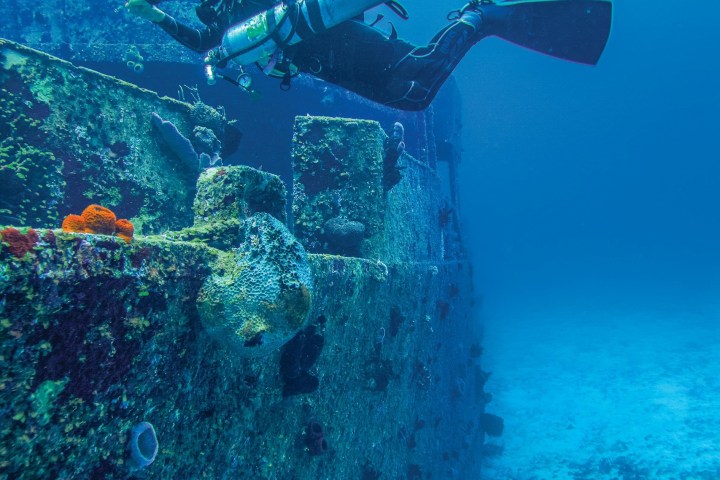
0, 38, 487, 480
0, 39, 220, 233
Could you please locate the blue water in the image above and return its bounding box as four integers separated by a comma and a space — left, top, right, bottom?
399, 2, 720, 477
437, 1, 720, 312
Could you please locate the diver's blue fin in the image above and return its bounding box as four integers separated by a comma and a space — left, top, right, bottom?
487, 0, 613, 65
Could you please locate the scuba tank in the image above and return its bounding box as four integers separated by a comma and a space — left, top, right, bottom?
204, 0, 387, 82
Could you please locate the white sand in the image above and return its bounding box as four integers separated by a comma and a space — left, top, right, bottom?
480, 301, 720, 479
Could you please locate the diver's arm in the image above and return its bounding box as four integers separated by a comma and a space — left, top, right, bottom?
125, 0, 223, 53
156, 15, 223, 53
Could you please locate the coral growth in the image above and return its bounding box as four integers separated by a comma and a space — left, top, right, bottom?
1, 40, 203, 234
115, 219, 134, 244
81, 204, 117, 234
197, 213, 313, 357
1, 227, 39, 258
291, 116, 385, 255
151, 112, 199, 171
62, 214, 86, 232
193, 166, 287, 226
127, 422, 159, 470
61, 205, 134, 243
0, 72, 65, 227
322, 216, 365, 255
383, 121, 406, 191
192, 126, 222, 168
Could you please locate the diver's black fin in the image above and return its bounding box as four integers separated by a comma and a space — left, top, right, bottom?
488, 0, 613, 65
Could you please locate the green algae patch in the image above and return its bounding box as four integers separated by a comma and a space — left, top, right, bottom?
162, 218, 243, 250
1, 48, 27, 69
158, 165, 288, 251
0, 76, 65, 226
30, 379, 68, 426
194, 166, 287, 225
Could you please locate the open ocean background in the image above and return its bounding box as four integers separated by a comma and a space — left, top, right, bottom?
400, 1, 720, 477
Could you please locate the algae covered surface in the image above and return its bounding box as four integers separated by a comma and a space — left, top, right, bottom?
0, 39, 229, 234
0, 231, 484, 479
1, 41, 486, 479
0, 232, 216, 477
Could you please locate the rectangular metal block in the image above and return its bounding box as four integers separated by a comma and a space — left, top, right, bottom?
291, 115, 444, 262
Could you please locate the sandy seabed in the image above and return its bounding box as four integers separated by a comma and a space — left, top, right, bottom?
480, 300, 720, 480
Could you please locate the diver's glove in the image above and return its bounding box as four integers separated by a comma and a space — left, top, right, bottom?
125, 0, 166, 23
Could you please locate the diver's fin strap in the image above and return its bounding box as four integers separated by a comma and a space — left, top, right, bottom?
385, 0, 409, 20
447, 0, 494, 21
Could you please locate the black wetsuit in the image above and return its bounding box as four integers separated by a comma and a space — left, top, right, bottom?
157, 0, 480, 110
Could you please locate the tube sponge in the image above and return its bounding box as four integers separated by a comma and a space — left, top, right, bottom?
151, 112, 199, 171
127, 421, 158, 470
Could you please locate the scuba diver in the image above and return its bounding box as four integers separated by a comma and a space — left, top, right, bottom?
126, 0, 612, 111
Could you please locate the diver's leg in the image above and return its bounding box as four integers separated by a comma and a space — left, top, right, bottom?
290, 3, 500, 111
290, 20, 417, 105
380, 0, 613, 109
380, 2, 503, 110
290, 1, 611, 110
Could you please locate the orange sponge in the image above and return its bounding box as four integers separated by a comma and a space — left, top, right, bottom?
82, 204, 117, 235
61, 205, 135, 244
116, 219, 134, 244
62, 214, 87, 233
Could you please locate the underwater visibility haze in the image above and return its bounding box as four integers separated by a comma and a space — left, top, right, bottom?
1, 0, 719, 478
449, 1, 720, 478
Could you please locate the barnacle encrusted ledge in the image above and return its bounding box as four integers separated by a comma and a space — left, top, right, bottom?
164, 166, 287, 250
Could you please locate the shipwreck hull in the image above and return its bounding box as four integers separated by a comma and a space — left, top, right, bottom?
1, 39, 488, 479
